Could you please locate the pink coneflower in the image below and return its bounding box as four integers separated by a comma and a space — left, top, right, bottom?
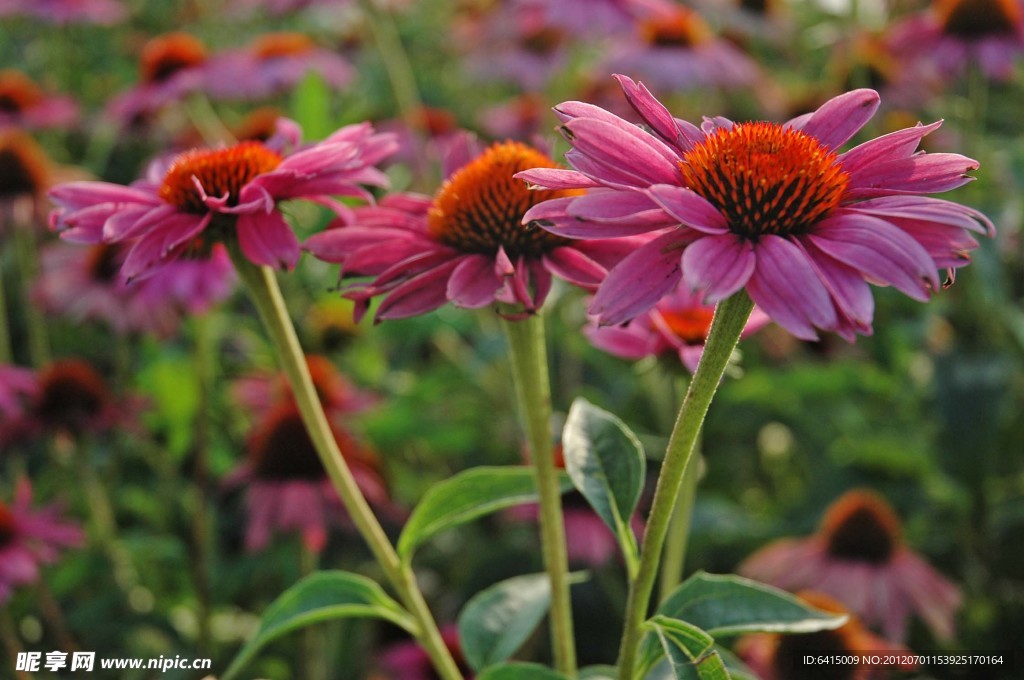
33, 241, 235, 336
0, 0, 125, 24
512, 0, 652, 36
0, 479, 82, 603
586, 283, 771, 372
518, 77, 993, 340
49, 118, 396, 280
203, 33, 354, 102
739, 489, 962, 641
0, 70, 78, 131
887, 0, 1024, 82
466, 4, 570, 91
305, 140, 641, 321
105, 33, 211, 126
376, 625, 472, 680
227, 402, 390, 552
603, 4, 760, 91
225, 0, 342, 17
480, 94, 547, 142
735, 591, 914, 680
0, 359, 129, 447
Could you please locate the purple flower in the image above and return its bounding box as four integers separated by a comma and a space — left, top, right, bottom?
33, 241, 235, 337
0, 0, 125, 25
586, 283, 770, 372
739, 489, 962, 641
0, 479, 82, 603
0, 70, 78, 131
518, 77, 993, 340
602, 4, 760, 91
887, 0, 1024, 82
49, 119, 397, 280
305, 139, 641, 321
202, 33, 354, 101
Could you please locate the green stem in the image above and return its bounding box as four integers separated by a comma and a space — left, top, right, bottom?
0, 607, 30, 680
616, 292, 753, 680
501, 314, 577, 676
228, 248, 463, 680
0, 253, 12, 364
11, 220, 50, 367
190, 313, 216, 655
657, 444, 701, 603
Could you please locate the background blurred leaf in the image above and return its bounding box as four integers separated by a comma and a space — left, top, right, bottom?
477, 663, 570, 680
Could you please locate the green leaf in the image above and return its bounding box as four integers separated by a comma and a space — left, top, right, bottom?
646, 616, 731, 680
580, 665, 619, 679
398, 466, 573, 562
458, 572, 588, 672
222, 571, 415, 680
290, 71, 332, 141
477, 663, 570, 680
561, 399, 645, 571
657, 571, 847, 636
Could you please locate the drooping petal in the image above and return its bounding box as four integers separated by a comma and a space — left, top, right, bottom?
375, 260, 461, 320
237, 210, 301, 270
681, 233, 756, 303
590, 230, 686, 325
561, 117, 681, 185
745, 235, 837, 340
446, 254, 501, 308
646, 184, 729, 233
543, 247, 607, 289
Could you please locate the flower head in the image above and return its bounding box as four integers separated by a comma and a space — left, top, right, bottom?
305, 139, 640, 321
0, 131, 53, 212
0, 70, 78, 131
739, 489, 962, 641
203, 32, 353, 101
232, 354, 377, 419
585, 283, 770, 371
0, 479, 83, 603
33, 241, 235, 336
887, 0, 1024, 81
735, 591, 915, 680
49, 119, 396, 279
518, 77, 993, 340
0, 0, 125, 24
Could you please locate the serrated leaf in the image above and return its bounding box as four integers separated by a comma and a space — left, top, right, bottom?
222, 571, 414, 680
561, 399, 645, 571
398, 466, 572, 562
658, 572, 847, 636
477, 663, 570, 680
647, 616, 731, 680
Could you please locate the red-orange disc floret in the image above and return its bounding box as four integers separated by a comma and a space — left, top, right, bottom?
0, 132, 51, 199
659, 307, 716, 344
252, 33, 316, 60
640, 8, 713, 48
935, 0, 1020, 38
0, 70, 43, 113
158, 142, 282, 213
140, 33, 208, 84
820, 490, 902, 565
428, 141, 575, 256
680, 122, 849, 240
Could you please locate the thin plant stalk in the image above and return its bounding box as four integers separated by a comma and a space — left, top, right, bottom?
11, 214, 50, 367
501, 314, 577, 676
0, 256, 12, 363
228, 248, 463, 680
0, 607, 30, 680
35, 580, 79, 652
616, 292, 753, 680
189, 313, 216, 655
657, 441, 701, 603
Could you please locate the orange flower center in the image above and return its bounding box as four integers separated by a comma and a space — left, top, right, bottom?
428, 141, 574, 256
35, 360, 110, 434
0, 70, 43, 113
0, 132, 50, 198
158, 142, 282, 213
140, 33, 208, 84
936, 0, 1020, 37
658, 307, 716, 344
0, 502, 15, 548
771, 592, 867, 680
640, 8, 713, 48
232, 107, 283, 143
252, 32, 316, 60
820, 490, 901, 564
680, 122, 849, 240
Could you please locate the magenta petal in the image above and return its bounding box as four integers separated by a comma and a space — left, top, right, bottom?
543, 247, 607, 289
809, 212, 939, 301
446, 254, 500, 308
787, 89, 880, 149
106, 204, 179, 242
237, 211, 301, 270
562, 117, 681, 185
839, 121, 942, 175
646, 184, 729, 233
49, 181, 158, 211
613, 74, 697, 152
515, 167, 600, 190
591, 230, 685, 325
121, 213, 210, 281
585, 324, 653, 360
746, 235, 837, 341
681, 233, 756, 303
376, 260, 460, 320
845, 153, 979, 198
800, 237, 875, 333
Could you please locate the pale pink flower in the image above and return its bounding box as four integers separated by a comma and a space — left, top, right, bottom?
739, 489, 962, 641
0, 0, 125, 24
0, 70, 78, 131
